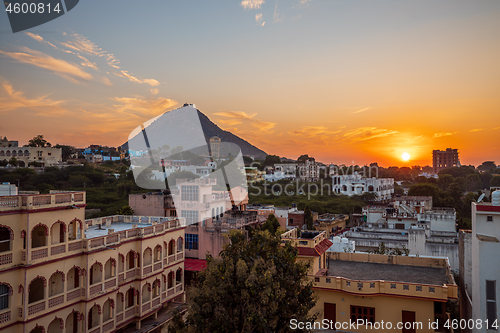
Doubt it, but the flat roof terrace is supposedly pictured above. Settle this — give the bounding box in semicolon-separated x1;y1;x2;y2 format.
85;222;152;239
327;259;448;286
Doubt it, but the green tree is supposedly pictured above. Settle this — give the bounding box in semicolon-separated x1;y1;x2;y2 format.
304;205;314;230
170;230;317;333
54;144;76;160
116;205;134;215
491;176;500;187
465;174;482;192
260;214;281;234
27;135;51;147
437;174;454;190
8;157;18;166
297;154;314;163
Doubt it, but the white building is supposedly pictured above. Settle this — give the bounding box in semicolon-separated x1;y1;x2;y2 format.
327;236;355;253
0;183;17;196
469;191;500;332
332;172;394;201
0;146;62;167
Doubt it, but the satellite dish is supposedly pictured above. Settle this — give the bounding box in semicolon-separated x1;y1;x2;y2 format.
477;193;485;203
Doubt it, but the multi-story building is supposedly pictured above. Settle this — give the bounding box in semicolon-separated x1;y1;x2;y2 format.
315;213;348;237
345;196;460;271
433;148;459;174
0;191;186;332
459;190;500;332
282;229;458;333
0;146;62;167
209;136;221;161
331;172;394;201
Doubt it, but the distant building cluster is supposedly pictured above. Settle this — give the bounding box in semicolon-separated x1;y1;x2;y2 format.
0;136;62;167
331;172;395;201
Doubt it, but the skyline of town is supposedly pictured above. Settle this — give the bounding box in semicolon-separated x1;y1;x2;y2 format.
1;0;499;167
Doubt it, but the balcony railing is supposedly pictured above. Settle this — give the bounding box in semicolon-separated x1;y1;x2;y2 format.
48;294;64;308
104;278;116;290
0;192;86;212
67;288;83;302
0;310;11;325
31;247;48;260
102;319;114;332
27;299;45;316
89;283;102;296
50;244;66;255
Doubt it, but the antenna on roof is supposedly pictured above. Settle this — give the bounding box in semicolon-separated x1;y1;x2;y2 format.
477;193;485;203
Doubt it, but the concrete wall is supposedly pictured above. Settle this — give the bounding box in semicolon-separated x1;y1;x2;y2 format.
129;193;165;217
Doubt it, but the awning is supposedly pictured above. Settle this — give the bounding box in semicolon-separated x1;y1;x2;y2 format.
184;258;207;272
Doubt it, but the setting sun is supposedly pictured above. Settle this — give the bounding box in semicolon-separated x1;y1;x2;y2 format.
401;152;411;161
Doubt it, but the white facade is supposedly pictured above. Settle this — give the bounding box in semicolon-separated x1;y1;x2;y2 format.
471;192;500;332
0;183;17;196
327;236;355;252
332;172;394;201
0;146;62;166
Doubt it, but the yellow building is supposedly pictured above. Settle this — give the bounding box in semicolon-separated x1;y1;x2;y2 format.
283;229;458;333
0;191;185;333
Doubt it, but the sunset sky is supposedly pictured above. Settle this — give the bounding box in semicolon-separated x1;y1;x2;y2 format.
1;0;499;167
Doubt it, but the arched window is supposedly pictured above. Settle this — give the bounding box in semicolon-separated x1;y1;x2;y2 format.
368;185;374;192
154;245;162;262
24;150;29;156
168;240;175;256
48;318;63;333
152;280;160;299
103;299;113;322
118;254;125;273
90;262;102;285
5;151;10;157
216;207;219;220
49;271;64;297
143;248;152;266
67;267;80;291
342;185;347;192
51;221;65;245
65;311;82;333
0;283;12;310
161;275;166;292
116;293;124;313
0;151;4;157
18;150;23;156
104;259;115;280
88;304;100;329
167;272;174;289
126;251;135;270
142;283;150;304
176;268;182;285
31;224;48;248
29;276;45;303
0;226;12;253
177;237;183;252
67;219;81;241
125;288;135;309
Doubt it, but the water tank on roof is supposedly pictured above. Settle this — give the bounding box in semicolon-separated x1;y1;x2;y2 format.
333;236;341;243
493;190;500;206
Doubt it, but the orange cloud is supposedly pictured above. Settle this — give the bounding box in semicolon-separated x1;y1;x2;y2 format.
111;96;177;118
0;79;66;116
118;70;160;87
343;127;399;141
0;47;92;82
